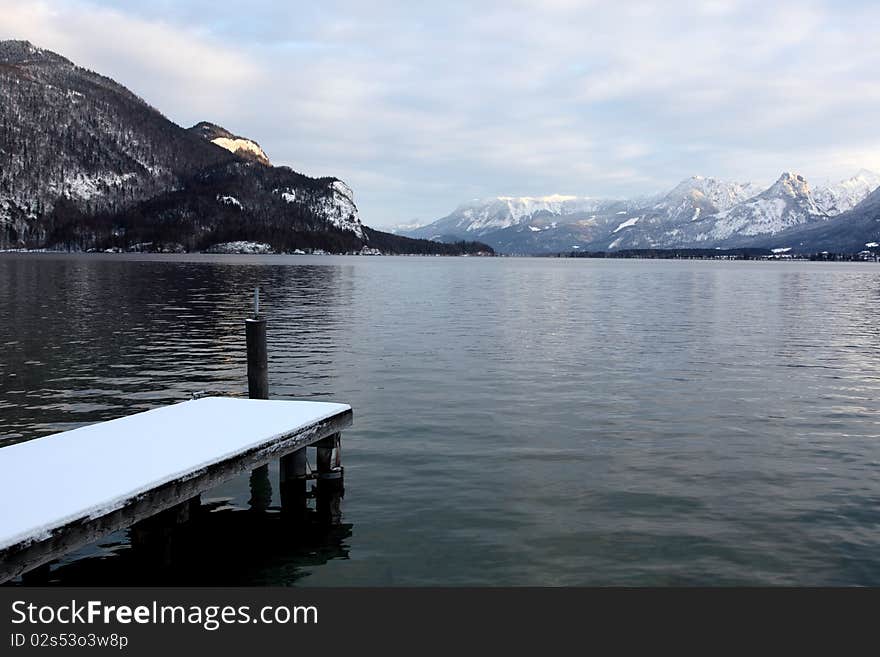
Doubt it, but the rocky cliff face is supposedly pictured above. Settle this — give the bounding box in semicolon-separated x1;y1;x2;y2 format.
188;121;272;166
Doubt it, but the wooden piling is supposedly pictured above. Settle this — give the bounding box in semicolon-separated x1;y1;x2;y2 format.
245;321;268;400
316;431;344;504
246;288;271;508
279;448;308;518
130;496;200;568
315;433;342;478
315;434;344;525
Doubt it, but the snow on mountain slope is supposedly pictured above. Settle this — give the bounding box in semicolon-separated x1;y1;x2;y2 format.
1;40;467;254
410;169;879;253
613;216;640;233
406;195;628;241
738;183;880;254
453;195;603;232
592;176;764;251
274;179;364;238
317;180;364;238
0;40;234;248
704;172;826;241
388;221;426;235
813;169;880;216
652;176;762;222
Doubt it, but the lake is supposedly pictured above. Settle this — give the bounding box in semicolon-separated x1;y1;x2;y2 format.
1;254;879;585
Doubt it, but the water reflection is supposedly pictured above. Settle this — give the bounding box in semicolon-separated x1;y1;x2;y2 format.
0;255;350;443
23;499;352;586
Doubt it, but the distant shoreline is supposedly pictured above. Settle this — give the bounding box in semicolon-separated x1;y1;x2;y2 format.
2;250;878;263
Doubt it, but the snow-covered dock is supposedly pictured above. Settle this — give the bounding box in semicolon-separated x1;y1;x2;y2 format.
0;396;352;583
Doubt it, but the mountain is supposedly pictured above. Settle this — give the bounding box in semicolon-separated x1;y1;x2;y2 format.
387;221;426;235
813;169;880;216
649;176;762;222
406;195;631;241
0;40;491;255
740;185;880;254
405;179;766;253
409;170;880;254
687;172;827;245
597;176;764;251
0;39;232;247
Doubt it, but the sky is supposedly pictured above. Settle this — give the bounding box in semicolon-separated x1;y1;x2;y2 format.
3;0;880;228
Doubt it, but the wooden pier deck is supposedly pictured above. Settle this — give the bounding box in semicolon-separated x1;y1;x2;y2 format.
0;396;352;583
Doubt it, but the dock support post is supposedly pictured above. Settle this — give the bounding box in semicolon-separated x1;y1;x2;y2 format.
316;433;344;525
246;289;272;511
316;433;342;477
130;496;200;569
279;448;308;519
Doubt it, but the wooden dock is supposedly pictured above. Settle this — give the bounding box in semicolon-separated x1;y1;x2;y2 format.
0;396;352;583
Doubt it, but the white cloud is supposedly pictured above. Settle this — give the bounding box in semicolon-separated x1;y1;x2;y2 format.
3;0;880;227
0;0;262;122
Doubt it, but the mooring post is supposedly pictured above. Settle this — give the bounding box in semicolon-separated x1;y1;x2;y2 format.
245;287;268;400
246;287;272;511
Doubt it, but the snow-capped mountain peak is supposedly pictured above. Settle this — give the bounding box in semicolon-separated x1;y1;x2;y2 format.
655;176;762;221
448;195;592;233
388;220;427;235
765;171;813;200
407;168;880;254
702;171;826;241
813;169;880;216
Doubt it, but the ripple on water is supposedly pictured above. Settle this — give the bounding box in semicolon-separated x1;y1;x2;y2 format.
0;255;878;585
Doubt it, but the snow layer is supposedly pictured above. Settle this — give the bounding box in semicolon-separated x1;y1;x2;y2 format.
613;216;640;233
273;181;365;239
387;221;425;234
315;180;364;239
707;172;825;239
203;241;273;254
59;172;139;201
657;176;761;214
0;397;351;551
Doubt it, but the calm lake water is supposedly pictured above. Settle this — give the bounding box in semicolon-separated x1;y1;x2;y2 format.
1;254;879;585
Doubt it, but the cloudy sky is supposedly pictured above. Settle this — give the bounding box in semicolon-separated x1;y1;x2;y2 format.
3;0;880;228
